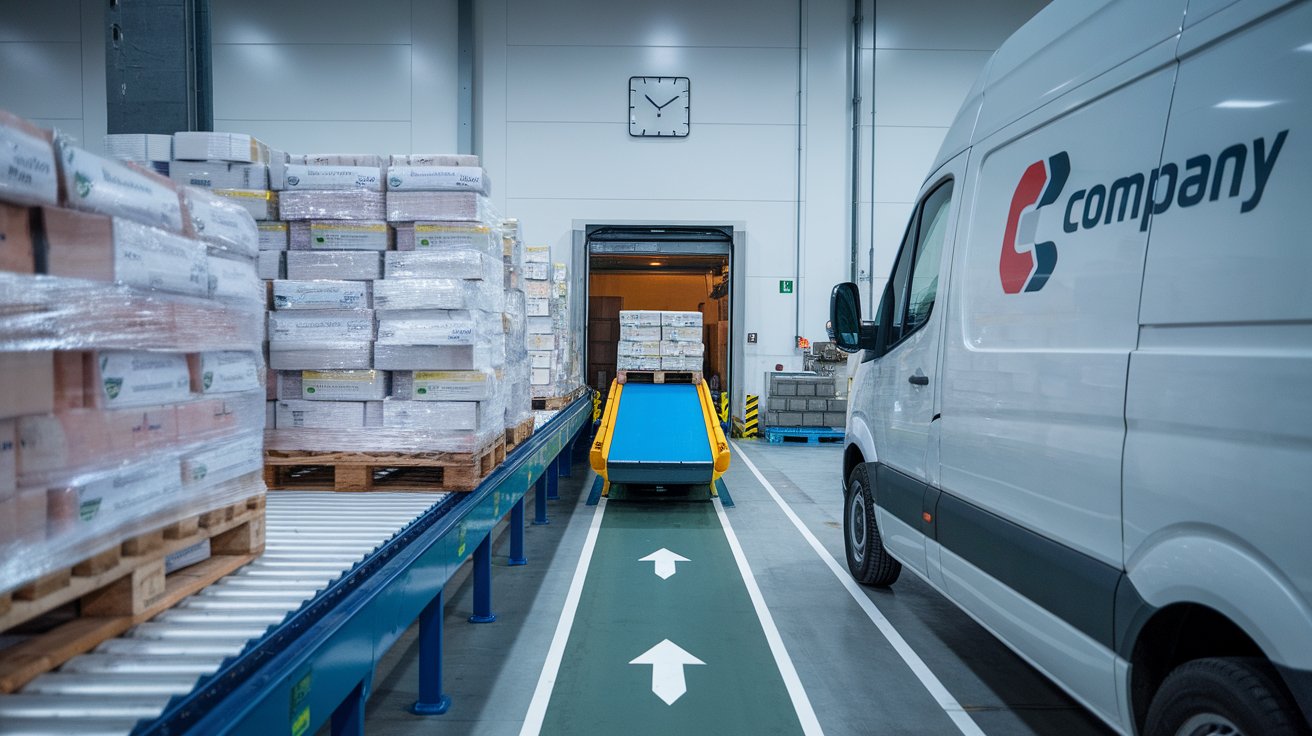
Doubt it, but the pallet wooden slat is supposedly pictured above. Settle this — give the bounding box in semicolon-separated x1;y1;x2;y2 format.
615;370;703;386
265;436;507;493
505;417;535;450
0;494;264;693
532;385;589;410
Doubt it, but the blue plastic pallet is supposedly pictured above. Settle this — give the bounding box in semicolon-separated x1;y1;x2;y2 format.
764;426;845;444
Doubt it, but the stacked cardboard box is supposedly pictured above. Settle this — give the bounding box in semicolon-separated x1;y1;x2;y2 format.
587;296;621;388
501;219;534;431
2;111;266;595
260;153;511;454
524;249;579;398
763;374;846;428
617;310;705;374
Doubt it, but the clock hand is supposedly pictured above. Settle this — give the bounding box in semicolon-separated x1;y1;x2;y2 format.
644;94;660;108
658;95;680;109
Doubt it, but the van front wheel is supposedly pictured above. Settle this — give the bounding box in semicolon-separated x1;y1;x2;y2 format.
1144;658;1306;736
844;463;901;587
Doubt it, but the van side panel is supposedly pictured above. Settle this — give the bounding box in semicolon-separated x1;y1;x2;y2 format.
1124;0;1312;670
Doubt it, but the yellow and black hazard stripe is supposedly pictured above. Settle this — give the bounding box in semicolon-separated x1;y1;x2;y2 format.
718;392;729;424
592;388;603;423
743;394;760;437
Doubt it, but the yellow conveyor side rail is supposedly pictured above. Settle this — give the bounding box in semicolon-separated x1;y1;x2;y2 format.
589;380;622;481
696;380;731;480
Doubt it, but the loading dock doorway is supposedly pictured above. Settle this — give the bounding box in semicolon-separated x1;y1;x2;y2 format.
583;225;733;406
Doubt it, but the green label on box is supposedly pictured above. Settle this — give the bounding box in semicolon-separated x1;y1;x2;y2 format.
779;280;793;294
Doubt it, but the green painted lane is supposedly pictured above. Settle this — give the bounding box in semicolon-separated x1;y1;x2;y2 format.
539;500;806;735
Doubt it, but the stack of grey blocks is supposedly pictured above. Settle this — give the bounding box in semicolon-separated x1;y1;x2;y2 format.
765;374;846;428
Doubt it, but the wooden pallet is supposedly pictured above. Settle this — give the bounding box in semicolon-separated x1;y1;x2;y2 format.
616;370;703;386
532;385;588;411
505;417;536;451
264;437;506;493
0;494;265;694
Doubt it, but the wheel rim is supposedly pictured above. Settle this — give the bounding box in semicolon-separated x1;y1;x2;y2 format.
848;483;867;564
1176;712;1241;736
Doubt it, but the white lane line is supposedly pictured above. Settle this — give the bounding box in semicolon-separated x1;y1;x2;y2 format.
519;494;608;736
729;441;988;736
713;497;824;735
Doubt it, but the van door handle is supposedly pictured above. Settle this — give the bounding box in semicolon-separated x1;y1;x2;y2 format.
908;373;929;386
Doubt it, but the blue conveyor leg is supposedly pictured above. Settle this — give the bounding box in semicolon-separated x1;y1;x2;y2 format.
469;534;497;624
412;590;452;715
509;497;527;566
533;470;549;525
332;681;367;735
559;443;573;478
547;458;560;500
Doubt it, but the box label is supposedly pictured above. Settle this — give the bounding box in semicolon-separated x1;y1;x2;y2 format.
112;219;210;296
98;351;192;408
61;143;183;231
0;124;58;205
283;165;382;191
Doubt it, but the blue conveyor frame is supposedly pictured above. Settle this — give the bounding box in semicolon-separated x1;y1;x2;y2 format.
133;395;592;736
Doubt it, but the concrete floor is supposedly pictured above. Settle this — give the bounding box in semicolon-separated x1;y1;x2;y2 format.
363;440;1113;736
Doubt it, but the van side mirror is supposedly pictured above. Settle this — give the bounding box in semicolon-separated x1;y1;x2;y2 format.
829;282;879;354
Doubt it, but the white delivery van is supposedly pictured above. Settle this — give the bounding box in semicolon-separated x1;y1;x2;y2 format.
829;0;1311;733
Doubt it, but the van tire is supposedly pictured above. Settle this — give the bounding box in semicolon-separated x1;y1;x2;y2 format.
844;463;901;587
1144;657;1307;736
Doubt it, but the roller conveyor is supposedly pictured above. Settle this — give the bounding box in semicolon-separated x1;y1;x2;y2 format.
0;396;592;736
0;492;442;734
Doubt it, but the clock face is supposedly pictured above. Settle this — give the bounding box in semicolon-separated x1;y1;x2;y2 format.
629;76;690;138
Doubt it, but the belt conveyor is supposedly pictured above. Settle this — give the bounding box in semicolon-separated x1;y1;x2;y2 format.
0;396;592;736
590;380;730;489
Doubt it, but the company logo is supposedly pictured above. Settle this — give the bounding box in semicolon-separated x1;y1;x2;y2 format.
286;175;300;187
1000;152;1069;294
1000;130;1288;294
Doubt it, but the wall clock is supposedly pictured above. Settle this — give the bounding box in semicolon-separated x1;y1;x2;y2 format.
629;76;690;138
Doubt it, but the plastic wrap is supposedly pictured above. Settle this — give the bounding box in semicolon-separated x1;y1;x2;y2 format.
183;185;260;259
258;250;285;280
383;250;500;281
258;221;289;250
43;208;208;298
279;369;390;401
104;133;172;165
273;280;372;310
279;190;386;221
385;191;489;222
170;161;269;190
0;275;264;353
285;250;382;281
394;222;498;257
386;166;490;195
290;153;385;167
390;153;480;167
213;189;278;221
376;310;504;347
269;344;373;370
0;110;59;207
56;139;185;233
172;131;268;163
288;220;391;251
273;399;382;429
392;369;496;400
265;425;502;454
374;342;504;371
373;278;503;313
280;165;383;191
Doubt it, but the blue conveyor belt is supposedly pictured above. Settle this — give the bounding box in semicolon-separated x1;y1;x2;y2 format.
606;383;713;484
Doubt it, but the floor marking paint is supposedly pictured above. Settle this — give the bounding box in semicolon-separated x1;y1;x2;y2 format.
712;497;825;735
638;548;689;580
729;441;988;736
520;489;608;736
628;638;706;705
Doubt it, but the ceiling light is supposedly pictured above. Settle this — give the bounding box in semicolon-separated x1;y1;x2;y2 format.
649;261;663;266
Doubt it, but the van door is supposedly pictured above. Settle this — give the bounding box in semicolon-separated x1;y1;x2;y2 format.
869;158;962;577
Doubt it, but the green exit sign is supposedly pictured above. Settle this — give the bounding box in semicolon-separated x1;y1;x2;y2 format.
779;280;793;294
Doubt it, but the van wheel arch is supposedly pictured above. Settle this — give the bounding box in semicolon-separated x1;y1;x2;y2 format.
842;444;864;494
1129;603;1297;733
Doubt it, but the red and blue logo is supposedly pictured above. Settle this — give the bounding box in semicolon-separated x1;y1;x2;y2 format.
999;152;1069;294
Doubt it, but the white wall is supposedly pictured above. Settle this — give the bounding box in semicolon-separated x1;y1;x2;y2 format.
210;0;460;154
0;0;106;153
476;0;854;401
859;0;1049;307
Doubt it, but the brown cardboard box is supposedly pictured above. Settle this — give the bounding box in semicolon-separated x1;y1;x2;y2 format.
17;488;47;546
176;397;241;440
41;206;113;280
589;296;622;320
53;351;88;410
16;406;179;478
0;352;54;420
0;203;34;273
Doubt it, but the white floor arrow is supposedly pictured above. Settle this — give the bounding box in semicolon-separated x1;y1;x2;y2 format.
639;548;690;580
629;639;706;705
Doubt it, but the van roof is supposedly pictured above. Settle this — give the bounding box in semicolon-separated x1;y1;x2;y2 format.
929;0;1189;175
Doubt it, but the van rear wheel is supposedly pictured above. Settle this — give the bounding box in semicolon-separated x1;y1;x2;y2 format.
844;463;901;587
1144;657;1307;736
